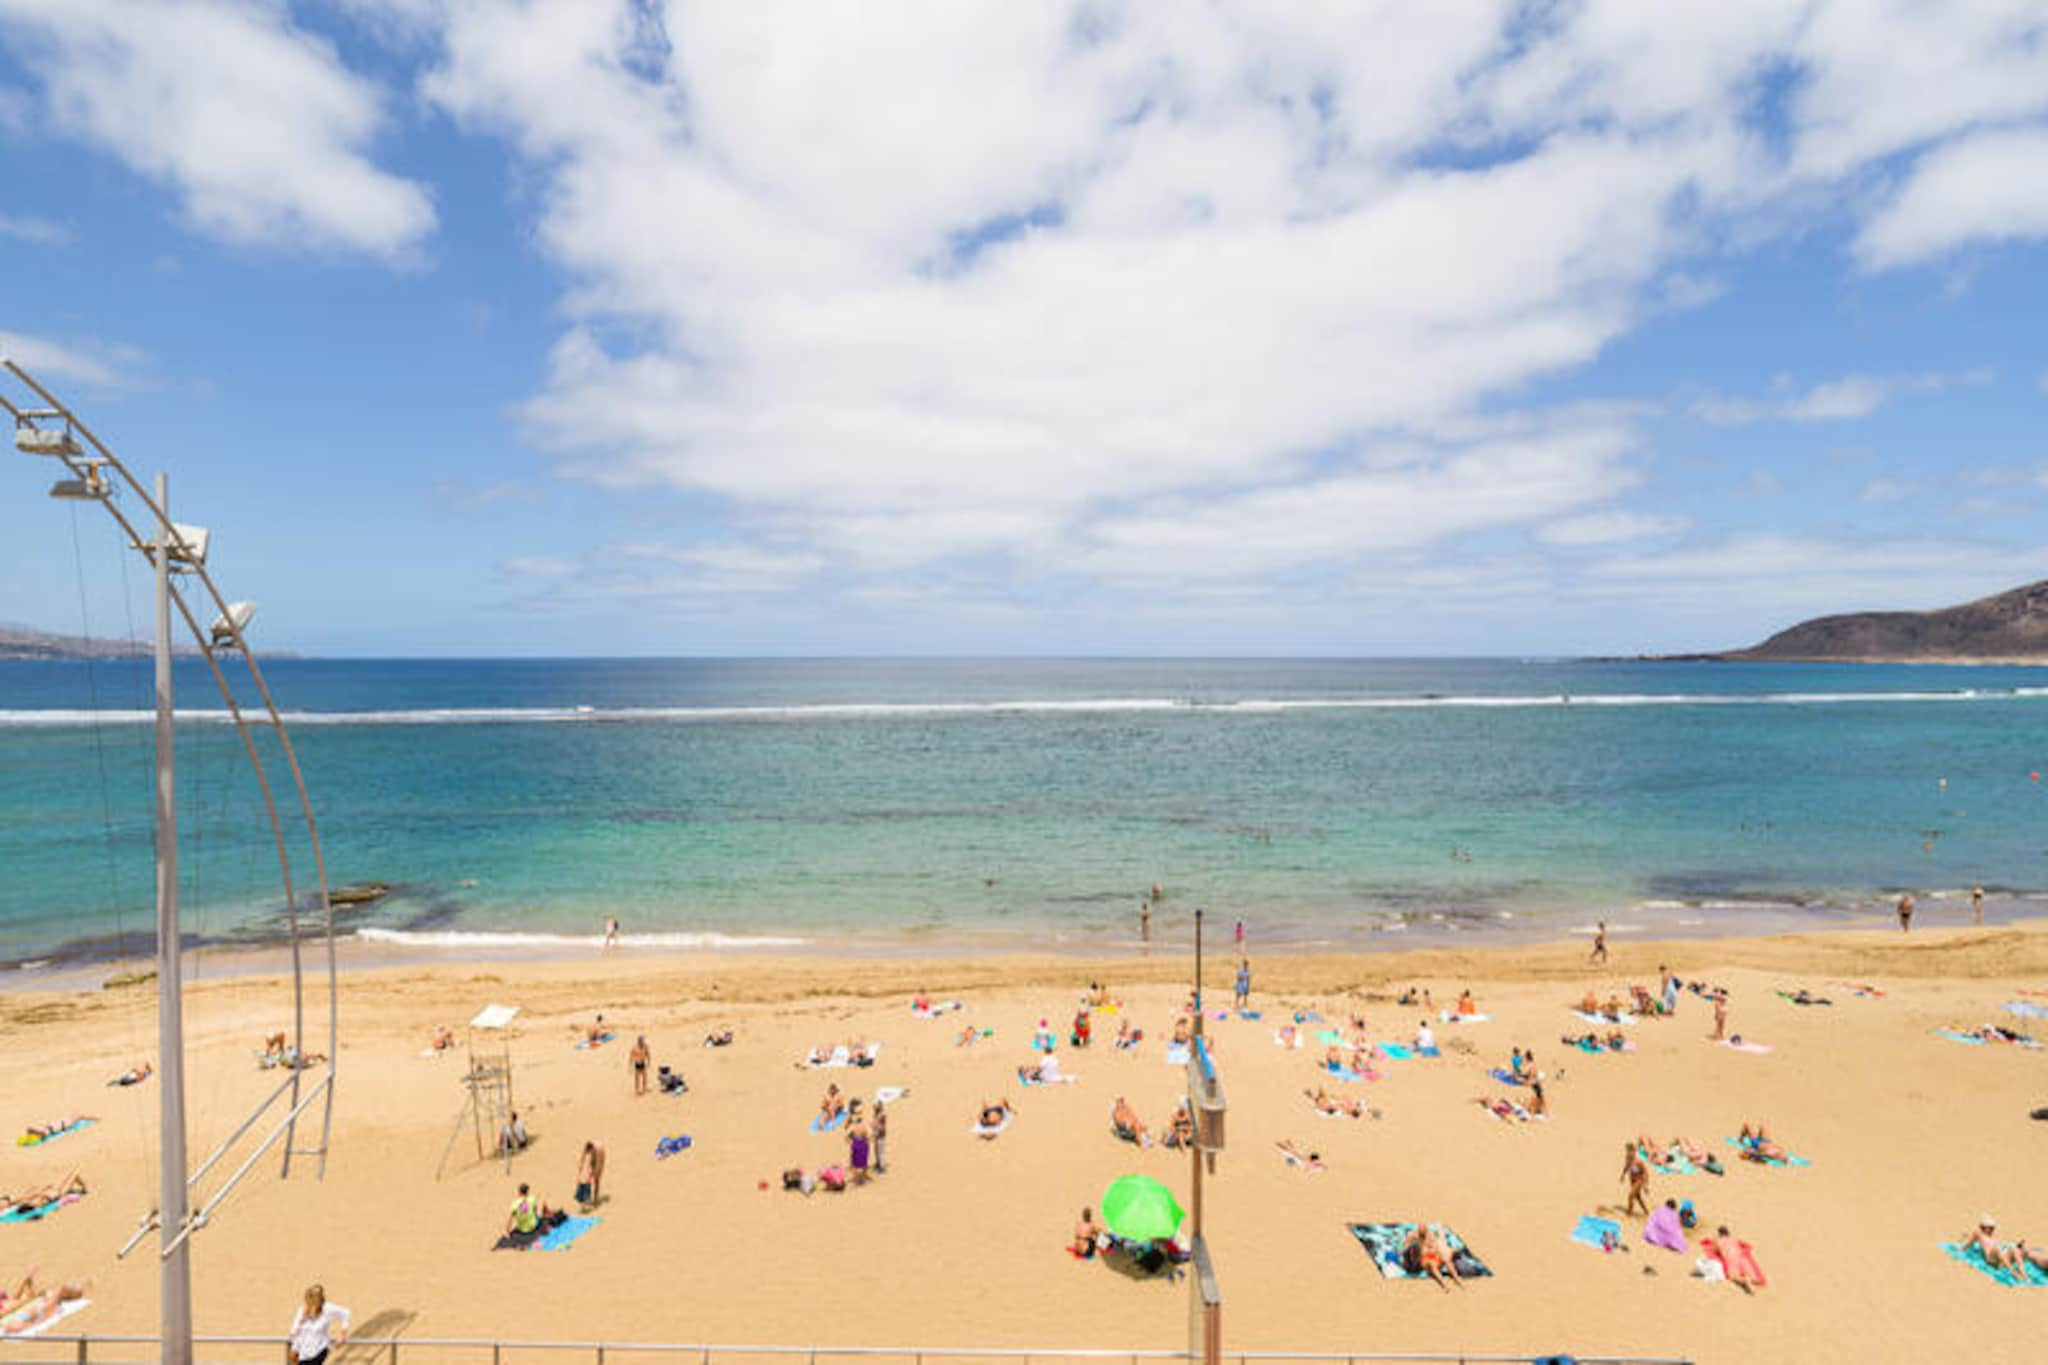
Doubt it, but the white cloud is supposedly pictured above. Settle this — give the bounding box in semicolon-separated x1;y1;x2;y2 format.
0;0;434;259
1540;511;1690;546
1691;370;1988;425
0;328;139;387
1857;477;1915;504
355;1;2048;603
1857;127;2048;268
0;213;70;245
498;556;576;578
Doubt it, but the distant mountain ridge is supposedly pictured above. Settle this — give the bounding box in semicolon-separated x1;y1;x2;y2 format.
1687;580;2048;664
0;622;294;661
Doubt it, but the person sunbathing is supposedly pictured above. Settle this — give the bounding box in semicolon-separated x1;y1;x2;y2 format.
1304;1087;1363;1119
2020;1240;2048;1275
584;1016;608;1045
1114;1019;1142;1050
1707;1225;1763;1293
1275;1138;1324;1170
1017;1053;1062;1085
978;1098;1012;1129
21;1117;93;1142
1578;989;1599;1015
818;1085;847;1123
956;1024;981;1047
1604;993;1626;1019
1476;1096;1525;1122
1170;1017;1192;1047
1072;1206;1105;1258
1088;981;1111;1008
1324;1045;1347;1071
4;1172;86;1217
702;1028;735;1047
1960;1216;2030;1276
1784;988;1830;1006
1111;1096;1152;1146
0;1275;88;1335
1736;1122;1785;1162
1605;1030;1627;1050
428;1025;454;1052
1163;1102;1195;1150
1456;989;1477;1017
108;1061;152;1087
1407;1224;1464;1290
848;1040;877;1066
913;990;932;1012
1671;1135;1715;1168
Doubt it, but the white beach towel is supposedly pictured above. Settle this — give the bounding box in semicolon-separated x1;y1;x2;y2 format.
1439;1010;1494;1023
971;1113;1012;1139
804;1044;882;1069
1;1297;90;1339
1573;1010;1637;1026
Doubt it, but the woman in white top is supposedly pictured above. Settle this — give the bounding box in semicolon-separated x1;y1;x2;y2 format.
287;1284;349;1364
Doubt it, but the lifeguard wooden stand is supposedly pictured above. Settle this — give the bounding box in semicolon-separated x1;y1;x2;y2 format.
436;1003;521;1179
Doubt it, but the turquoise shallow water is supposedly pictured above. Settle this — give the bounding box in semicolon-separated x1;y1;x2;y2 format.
3;657;2047;966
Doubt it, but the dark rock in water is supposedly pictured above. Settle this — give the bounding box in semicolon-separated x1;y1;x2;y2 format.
1656;580;2048;664
329;882;391;907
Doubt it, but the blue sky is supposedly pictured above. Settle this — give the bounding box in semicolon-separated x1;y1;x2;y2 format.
2;0;2046;657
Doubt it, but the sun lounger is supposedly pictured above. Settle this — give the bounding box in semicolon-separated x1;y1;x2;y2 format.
1347;1222;1491;1281
15;1118;94;1147
1942;1241;2048;1287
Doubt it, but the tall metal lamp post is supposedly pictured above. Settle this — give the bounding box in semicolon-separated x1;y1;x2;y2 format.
4;358;340;1364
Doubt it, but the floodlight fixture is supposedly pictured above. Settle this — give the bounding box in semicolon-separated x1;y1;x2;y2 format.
15;423;81;457
165;522;210;571
211;600;256;647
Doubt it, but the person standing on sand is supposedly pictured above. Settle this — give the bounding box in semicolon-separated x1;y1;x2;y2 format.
1623;1143;1651;1218
1712;992;1728;1041
629;1035;650;1096
1973;885;1985;926
1898;893;1914;933
872;1100;887;1174
603;915;619;950
286;1284;349;1365
1234;959;1252;1010
1591;921;1607;963
577;1140;605;1207
1526;1052;1546;1116
1140;900;1151;941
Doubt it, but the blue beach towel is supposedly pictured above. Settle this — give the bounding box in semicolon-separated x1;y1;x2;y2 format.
1326;1062;1366;1082
1293;1011;1324;1024
1642;1146;1702;1175
535;1215;600;1251
2004;1001;2048;1020
1722;1137;1810;1168
811;1110;848;1133
0;1194;83;1224
1570;1215;1621;1250
1936;1029;1987;1046
1237;1010;1262;1020
1314;1029;1345;1047
1164;1045;1190;1066
15;1118;95;1148
1487;1068;1524;1086
574;1032;616;1051
1943;1241;2048;1287
654;1134;692;1159
1377;1042;1413;1060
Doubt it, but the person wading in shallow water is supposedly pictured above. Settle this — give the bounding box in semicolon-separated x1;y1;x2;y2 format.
1898;893;1914;933
1590;921;1608;964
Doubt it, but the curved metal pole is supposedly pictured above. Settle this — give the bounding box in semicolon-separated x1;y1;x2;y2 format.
3;359;337;1178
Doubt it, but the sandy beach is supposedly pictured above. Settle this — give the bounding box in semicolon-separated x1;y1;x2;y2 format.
5;922;2047;1362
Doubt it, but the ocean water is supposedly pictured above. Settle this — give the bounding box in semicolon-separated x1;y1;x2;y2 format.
3;657;2047;967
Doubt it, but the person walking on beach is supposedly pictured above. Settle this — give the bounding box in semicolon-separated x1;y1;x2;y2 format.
629;1035;650;1096
1897;893;1914;933
1234;959;1252;1010
286;1284;350;1365
576;1140;605;1208
1712;991;1728;1041
1972;884;1985;926
603;915;619;950
1622;1143;1651;1219
1591;921;1607;964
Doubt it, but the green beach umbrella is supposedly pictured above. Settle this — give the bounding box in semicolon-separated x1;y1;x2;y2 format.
1100;1174;1184;1241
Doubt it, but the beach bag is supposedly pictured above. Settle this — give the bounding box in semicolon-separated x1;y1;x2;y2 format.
1679;1200;1697;1230
1401;1241;1423;1275
574;1180;592;1205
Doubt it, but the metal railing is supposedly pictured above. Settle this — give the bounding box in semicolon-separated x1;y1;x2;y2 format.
0;1336;1691;1365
